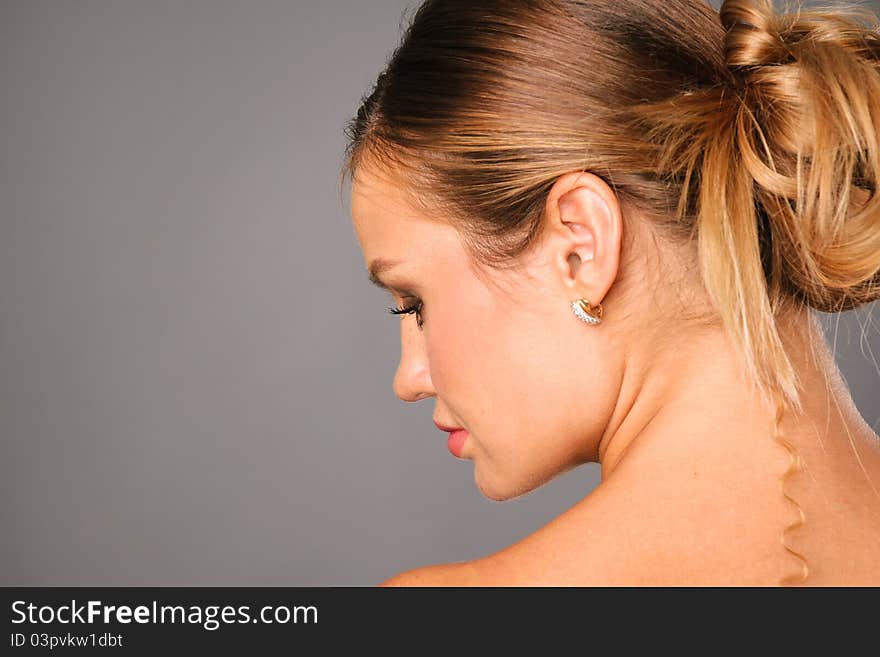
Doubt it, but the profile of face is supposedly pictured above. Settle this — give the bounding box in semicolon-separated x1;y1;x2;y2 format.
350;161;628;501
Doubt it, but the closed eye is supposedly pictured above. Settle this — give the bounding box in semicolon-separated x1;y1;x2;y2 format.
388;299;424;329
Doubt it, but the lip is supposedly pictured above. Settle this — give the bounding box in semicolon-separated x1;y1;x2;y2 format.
433;420;469;458
447;429;468;458
433;420;464;433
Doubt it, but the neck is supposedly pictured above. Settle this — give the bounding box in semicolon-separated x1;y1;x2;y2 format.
595;309;856;482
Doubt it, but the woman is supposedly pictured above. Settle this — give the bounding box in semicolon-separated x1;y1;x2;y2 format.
341;0;880;585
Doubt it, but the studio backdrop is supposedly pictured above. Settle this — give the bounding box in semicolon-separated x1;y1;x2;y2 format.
2;0;878;586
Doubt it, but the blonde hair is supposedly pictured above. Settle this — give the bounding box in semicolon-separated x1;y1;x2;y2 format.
340;0;880;585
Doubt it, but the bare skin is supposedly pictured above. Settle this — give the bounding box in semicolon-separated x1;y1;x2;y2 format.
351;160;880;587
464;314;880;586
382;317;880;586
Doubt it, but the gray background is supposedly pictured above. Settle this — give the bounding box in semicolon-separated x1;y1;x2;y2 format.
2;0;877;586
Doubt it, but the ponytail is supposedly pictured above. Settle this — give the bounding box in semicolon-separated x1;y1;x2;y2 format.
633;0;880;414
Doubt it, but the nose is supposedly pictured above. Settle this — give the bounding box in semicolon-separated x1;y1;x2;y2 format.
392;314;434;402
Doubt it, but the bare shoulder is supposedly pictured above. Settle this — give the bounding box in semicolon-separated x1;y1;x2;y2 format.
377;560;484;587
474;471;880;585
376;490;718;586
376;493;670;587
378;436;880;586
456;475;803;586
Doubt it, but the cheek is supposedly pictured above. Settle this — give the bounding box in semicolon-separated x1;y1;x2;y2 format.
426;288;572;435
434;303;605;481
423;284;516;415
423;303;490;396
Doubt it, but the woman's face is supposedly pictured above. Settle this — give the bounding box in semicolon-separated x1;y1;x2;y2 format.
350;162;624;501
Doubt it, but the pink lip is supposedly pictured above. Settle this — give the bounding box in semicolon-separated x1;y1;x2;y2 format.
433;420;468;458
447;429;468;458
433;420;463;433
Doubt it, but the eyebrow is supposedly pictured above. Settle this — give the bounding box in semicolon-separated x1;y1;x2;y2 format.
367;258;401;290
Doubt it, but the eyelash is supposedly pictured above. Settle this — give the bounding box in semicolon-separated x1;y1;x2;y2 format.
388;299;425;329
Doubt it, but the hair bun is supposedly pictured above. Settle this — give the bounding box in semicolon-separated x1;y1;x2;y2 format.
713;0;880;313
721;0;792;70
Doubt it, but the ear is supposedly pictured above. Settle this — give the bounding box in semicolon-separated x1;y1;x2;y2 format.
541;171;622;305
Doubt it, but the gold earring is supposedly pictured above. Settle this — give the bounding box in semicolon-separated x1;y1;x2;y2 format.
571;298;603;325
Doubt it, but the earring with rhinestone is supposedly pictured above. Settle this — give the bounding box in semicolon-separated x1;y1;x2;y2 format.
571;298;603;325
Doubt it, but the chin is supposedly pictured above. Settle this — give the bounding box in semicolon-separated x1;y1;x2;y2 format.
474;465;545;502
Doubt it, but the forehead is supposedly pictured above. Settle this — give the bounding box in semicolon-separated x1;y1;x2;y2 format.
350;163;522;299
350;164;404;231
350;164;451;251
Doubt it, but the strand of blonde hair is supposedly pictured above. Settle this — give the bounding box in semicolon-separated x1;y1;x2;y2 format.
772;386;810;586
